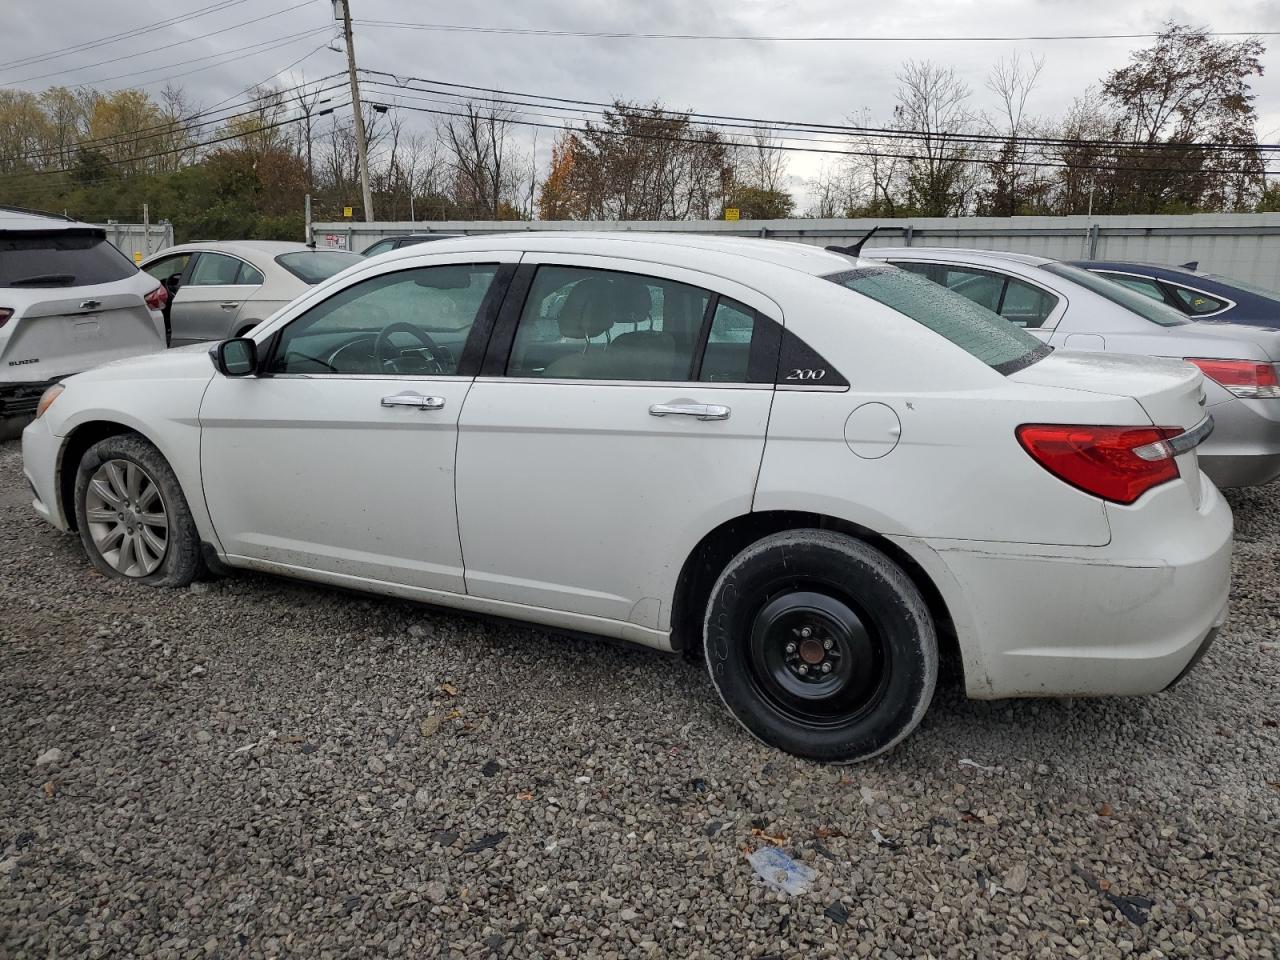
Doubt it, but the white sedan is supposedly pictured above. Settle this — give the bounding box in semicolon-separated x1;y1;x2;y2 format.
21;234;1230;762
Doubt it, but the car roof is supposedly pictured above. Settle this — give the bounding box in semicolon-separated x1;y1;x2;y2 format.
372;231;871;277
864;246;1054;267
0;206;94;232
150;240;319;262
1068;259;1207;279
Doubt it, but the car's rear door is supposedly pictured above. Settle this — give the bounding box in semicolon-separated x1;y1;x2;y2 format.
453;255;780;638
170;252;263;344
199;253;517;593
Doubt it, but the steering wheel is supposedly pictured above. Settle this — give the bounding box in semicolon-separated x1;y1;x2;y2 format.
374;322;446;374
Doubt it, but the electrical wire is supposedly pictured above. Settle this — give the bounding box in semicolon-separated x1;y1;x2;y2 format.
356;18;1278;43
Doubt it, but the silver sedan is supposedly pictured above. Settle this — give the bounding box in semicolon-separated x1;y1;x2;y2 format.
140;241;362;346
863;246;1280;487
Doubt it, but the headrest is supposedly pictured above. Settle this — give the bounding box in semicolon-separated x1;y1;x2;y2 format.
557;275;652;340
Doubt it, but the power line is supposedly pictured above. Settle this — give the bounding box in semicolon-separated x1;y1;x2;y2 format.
0;0;251;72
3;0;323;85
373;96;1277;178
360;71;1280;158
356;18;1277;43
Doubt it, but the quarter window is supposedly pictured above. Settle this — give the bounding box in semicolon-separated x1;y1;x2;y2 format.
508;266;710;381
269;264;498;376
998;278;1058;328
1171;286;1229;315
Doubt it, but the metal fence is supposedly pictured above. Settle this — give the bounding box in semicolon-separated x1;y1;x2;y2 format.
311;213;1280;289
97;221;174;263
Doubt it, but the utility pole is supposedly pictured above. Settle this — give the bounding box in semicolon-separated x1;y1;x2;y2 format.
336;0;374;222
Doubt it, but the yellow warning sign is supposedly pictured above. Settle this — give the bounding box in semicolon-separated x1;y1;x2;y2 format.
133;251;143;263
724;208;740;221
343;206;353;218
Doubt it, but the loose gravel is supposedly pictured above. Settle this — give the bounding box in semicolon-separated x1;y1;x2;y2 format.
1;435;1277;959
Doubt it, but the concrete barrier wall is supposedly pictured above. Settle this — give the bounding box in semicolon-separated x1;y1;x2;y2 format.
312;214;1280;289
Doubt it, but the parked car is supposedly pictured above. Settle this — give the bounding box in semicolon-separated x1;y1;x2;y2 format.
362;233;464;257
141;241;362;346
862;246;1280;488
1;207;166;433
23;234;1229;762
1070;259;1280;327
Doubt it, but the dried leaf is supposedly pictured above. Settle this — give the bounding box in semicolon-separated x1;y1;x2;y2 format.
42;780;55;799
1097;802;1115;817
815;825;846;840
516;791;534;801
441;683;458;697
749;827;789;845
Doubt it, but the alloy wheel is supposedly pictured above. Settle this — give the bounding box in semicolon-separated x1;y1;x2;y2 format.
84;459;169;577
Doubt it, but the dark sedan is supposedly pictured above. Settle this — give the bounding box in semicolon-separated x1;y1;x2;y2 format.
1070;259;1280;328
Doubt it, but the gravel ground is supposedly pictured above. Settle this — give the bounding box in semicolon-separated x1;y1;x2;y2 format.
1;435;1277;959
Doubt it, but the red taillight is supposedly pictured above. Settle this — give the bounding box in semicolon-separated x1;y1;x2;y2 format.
1185;358;1280;399
0;308;11;329
1016;424;1181;505
144;285;168;311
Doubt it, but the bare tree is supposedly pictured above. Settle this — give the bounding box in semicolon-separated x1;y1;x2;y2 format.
442;100;526;218
979;53;1049;215
894;60;979;216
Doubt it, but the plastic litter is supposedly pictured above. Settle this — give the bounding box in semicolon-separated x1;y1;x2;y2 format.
959;758;997;773
747;846;815;896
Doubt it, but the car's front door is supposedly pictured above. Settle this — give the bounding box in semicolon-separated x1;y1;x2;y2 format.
454;256;780;637
170;252;263;344
199;256;516;594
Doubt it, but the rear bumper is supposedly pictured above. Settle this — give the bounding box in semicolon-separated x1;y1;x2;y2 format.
1198;396;1280;488
891;480;1233;698
0;378;59;419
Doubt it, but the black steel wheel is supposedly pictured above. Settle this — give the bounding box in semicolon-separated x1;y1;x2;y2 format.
705;530;937;762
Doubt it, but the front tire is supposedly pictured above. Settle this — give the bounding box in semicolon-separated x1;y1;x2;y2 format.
704;530;937;763
74;434;203;587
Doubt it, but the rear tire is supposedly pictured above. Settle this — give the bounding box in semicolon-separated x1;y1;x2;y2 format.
704;530;937;763
74;434;203;587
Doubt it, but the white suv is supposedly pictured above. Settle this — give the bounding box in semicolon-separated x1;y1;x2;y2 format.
1;208;167;430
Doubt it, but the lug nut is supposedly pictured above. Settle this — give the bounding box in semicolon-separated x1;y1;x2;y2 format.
821;662;832;674
785;642;796;655
797;664;808;675
823;638;833;650
800;627;813;639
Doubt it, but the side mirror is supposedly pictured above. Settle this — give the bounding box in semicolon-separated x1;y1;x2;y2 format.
211;337;258;377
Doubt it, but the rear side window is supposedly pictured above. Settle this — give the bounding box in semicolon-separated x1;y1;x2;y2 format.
277;250;363;282
892;261;1058;329
1041;262;1188;327
825;265;1050;374
0;230;137;287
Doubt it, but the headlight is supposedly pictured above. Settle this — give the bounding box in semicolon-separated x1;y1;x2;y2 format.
34;383;64;419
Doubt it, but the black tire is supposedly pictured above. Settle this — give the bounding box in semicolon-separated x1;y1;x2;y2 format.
73;433;204;587
704;530;937;763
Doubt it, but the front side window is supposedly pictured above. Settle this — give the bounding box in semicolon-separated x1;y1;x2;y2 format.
508;266;710;381
1041;262;1189;327
143;253;190;284
269;264;498;376
825;265;1050;374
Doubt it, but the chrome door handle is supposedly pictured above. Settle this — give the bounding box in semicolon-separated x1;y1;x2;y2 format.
381;392;445;410
220;301;240;310
649;402;731;421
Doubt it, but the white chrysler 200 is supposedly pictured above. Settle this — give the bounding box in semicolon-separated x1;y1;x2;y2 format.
22;234;1231;762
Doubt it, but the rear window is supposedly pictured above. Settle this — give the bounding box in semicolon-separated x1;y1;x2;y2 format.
824;265;1050;375
1041;262;1188;327
0;230;138;287
275;250;363;284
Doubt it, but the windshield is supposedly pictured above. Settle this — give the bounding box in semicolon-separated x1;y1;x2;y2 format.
1040;262;1189;326
824;265;1051;375
276;250;363;284
0;230;137;287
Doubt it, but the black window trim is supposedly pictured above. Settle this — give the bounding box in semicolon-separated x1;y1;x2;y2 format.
257;260;516;379
478;261;788;387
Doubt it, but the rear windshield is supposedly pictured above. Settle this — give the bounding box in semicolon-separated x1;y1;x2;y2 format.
275;250;363;284
0;230;138;287
824;265;1051;375
1040;262;1189;326
1201;272;1280;303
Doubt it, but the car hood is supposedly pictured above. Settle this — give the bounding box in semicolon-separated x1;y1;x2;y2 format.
64;343;215;386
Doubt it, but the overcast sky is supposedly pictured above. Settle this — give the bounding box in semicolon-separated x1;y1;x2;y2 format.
9;0;1280;211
